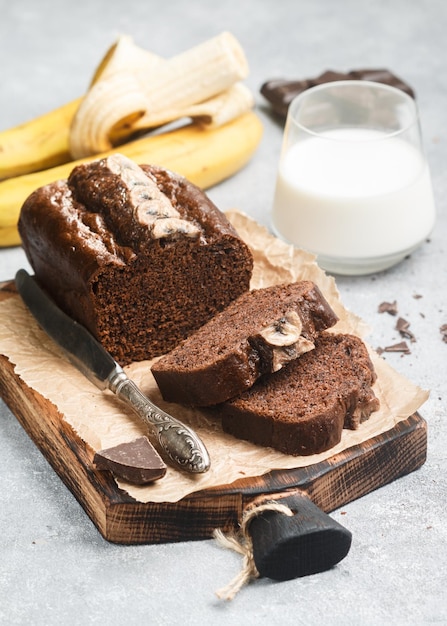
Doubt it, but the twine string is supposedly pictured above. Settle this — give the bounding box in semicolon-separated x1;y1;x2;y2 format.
214;501;294;601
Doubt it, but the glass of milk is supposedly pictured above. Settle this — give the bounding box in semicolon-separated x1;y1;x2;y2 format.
271;80;436;275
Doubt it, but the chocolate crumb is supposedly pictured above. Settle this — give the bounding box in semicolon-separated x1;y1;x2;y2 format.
396;317;416;342
413;294;423;299
440;324;447;343
384;341;411;354
378;300;398;315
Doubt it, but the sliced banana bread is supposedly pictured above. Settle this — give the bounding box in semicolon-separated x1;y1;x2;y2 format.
151;281;338;406
212;332;380;456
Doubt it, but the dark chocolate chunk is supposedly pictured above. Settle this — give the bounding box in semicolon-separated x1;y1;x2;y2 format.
260;78;312;118
378;300;398;316
261;69;415;119
94;436;167;484
396;317;416;342
440;324;447;343
383;341;411;354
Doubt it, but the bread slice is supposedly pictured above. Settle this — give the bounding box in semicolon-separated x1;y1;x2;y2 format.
151;281;338;406
211;332;380;456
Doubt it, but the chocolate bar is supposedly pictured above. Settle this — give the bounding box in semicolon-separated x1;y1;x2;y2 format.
94;436;167;484
261;69;415;119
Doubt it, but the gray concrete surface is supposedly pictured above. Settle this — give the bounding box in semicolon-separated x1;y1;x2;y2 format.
0;1;446;624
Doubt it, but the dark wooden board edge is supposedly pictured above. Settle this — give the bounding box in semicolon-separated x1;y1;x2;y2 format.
0;352;427;545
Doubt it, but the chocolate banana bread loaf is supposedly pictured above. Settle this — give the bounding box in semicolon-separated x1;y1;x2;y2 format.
18;154;253;364
151;281;338;406
212;332;380;456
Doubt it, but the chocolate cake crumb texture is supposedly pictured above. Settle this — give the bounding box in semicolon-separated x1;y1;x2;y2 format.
151;281;338;406
212;332;380;457
18;157;254;364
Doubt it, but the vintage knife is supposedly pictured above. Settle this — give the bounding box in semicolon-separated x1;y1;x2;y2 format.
15;269;210;474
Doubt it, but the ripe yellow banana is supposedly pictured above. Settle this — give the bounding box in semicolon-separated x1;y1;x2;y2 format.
0;99;80;180
0;225;21;247
0;36;161;181
0;111;263;247
0;32;252;181
70;32;250;158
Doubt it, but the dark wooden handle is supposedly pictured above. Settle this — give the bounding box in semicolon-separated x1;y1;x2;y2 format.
248;492;352;581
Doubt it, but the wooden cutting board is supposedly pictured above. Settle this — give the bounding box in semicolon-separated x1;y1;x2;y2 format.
0;280;427;545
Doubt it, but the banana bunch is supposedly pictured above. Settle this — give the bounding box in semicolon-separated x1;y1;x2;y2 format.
0;33;263;247
0;112;262;246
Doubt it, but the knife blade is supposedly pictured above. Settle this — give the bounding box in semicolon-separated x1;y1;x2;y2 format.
15;269;210;474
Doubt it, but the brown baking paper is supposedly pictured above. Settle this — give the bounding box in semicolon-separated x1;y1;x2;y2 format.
0;211;428;503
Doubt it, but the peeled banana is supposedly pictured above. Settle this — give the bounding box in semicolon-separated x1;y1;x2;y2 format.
0;32;261;248
0;111;263;247
0;35;162;181
70;31;251;158
0;32;253;181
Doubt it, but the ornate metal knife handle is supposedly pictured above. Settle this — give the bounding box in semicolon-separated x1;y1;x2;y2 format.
108;368;210;474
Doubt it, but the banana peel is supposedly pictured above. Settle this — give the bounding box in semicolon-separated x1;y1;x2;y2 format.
0;111;263;247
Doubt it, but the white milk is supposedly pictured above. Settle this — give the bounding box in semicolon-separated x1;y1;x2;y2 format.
272;128;436;273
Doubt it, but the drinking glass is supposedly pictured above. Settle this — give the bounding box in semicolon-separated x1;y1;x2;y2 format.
271;80;436;275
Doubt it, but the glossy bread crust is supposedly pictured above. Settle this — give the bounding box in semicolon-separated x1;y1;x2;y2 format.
18;161;253;364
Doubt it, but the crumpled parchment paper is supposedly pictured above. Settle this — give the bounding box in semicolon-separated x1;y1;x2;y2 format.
0;211;429;503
